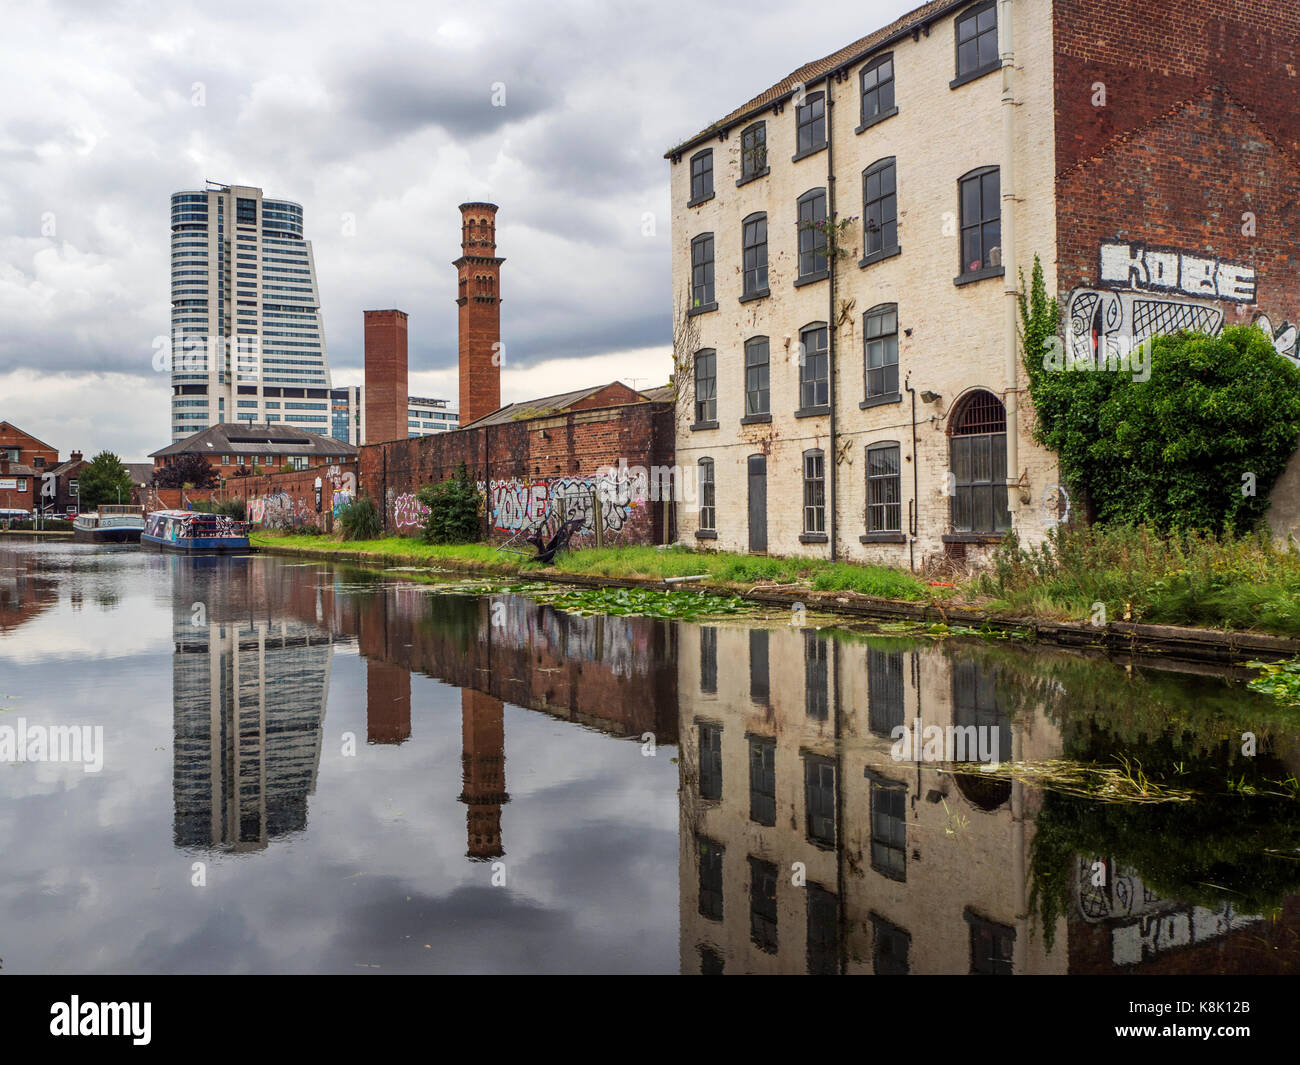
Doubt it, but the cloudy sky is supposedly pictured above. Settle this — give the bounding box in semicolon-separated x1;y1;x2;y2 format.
0;0;915;459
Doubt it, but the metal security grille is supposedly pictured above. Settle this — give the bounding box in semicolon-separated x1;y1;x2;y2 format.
952;389;1006;435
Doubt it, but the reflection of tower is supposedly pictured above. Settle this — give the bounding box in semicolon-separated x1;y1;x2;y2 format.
458;689;508;860
173;617;333;852
366;659;411;744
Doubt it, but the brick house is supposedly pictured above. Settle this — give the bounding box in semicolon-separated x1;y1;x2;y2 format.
0;422;59;516
667;0;1300;566
150;422;357;482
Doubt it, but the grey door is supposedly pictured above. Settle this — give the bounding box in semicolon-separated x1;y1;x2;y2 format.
748;454;767;553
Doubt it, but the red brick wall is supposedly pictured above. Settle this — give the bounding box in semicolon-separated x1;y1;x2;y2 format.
223;462;359;531
0;422;58;473
1054;0;1300;324
363;309;410;445
357;401;675;544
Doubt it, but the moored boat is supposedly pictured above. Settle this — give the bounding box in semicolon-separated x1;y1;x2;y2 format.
141;509;250;553
73;505;145;543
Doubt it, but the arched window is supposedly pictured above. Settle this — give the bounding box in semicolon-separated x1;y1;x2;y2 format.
949;389;1010;534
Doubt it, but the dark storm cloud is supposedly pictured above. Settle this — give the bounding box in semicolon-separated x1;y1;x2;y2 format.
0;0;917;455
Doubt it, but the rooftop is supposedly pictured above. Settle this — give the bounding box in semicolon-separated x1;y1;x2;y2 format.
665;0;960;158
150;423;357;460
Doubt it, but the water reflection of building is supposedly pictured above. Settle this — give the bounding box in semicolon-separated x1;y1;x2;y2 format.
678;625;1066;975
459;690;508;861
173;619;337;851
0;548;61;633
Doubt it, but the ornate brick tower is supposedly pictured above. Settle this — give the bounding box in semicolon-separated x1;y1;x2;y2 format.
454;203;503;425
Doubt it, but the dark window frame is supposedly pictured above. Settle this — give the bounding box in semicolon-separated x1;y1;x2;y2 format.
698;722;723;801
796;189;828;283
688;148;715;206
739;121;769;184
957;166;1003;282
952;1;1001;88
744;336;770;418
864;303;900;401
741;212;769;300
869;776;907;881
803;628;829;719
867;647;906;735
748;735;776;826
697;836;724;921
862;159;899;266
866;441;903;534
749;629;770;705
690;233;717;312
798;323;830;412
804;755;836;848
693;349;717;426
749;857;779;953
966;908;1016;974
700;627;718;694
859;53;897;130
698;457;716;531
793;90;826;160
871;913;912;975
803;449;826;535
949;390;1011;535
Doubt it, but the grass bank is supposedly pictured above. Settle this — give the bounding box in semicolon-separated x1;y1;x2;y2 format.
250;533;936;600
251;524;1300;638
972;525;1300;636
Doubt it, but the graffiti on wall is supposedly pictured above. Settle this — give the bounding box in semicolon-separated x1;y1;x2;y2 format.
1067;240;1296;367
484;472;639;537
248;490;312;529
392;492;430;533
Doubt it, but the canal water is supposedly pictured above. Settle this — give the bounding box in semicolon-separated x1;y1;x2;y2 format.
1;541;1298;974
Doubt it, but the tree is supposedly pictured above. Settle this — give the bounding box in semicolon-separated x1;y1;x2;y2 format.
1019;256;1300;532
154;453;219;490
416;461;482;544
77;451;133;510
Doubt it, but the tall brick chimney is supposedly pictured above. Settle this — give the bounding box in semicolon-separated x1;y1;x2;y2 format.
363;309;409;444
454;203;504;425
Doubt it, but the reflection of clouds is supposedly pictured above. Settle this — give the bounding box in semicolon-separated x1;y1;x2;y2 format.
0;556;680;973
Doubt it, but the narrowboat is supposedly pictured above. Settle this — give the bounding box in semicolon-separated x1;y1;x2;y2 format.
141;509;250;553
73;505;145;543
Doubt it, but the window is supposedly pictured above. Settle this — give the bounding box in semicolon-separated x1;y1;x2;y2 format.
866;443;902;533
862;160;898;261
860;54;896;125
967;910;1015;974
749;858;779;953
806;884;839;975
693;350;716;425
749;629;769;705
69;478;79;494
870;778;907;881
698;458;716;531
958;167;1002;277
744;337;770;417
950;390;1011;534
803;450;826;534
868;648;905;736
794;91;826;157
16;478;27;492
954;661;1012;768
955;2;1000;83
796;190;828;280
748;736;776;826
871;915;911;975
699;723;722;801
805;756;836;847
799;324;829;410
700;627;717;693
864;304;899;399
741;213;768;298
698;837;724;921
740;121;768;181
804;629;828;719
689;149;714;204
690;234;716;309
221;455;231;465
699;946;724;974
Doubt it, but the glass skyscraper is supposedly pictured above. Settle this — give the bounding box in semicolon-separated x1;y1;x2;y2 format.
169;182;332;440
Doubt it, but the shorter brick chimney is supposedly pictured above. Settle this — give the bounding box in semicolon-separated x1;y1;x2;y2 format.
71;450;83;464
363;309;410;445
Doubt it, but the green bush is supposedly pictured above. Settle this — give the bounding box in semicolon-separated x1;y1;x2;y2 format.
416;462;482;545
1019;256;1300;533
338;495;383;540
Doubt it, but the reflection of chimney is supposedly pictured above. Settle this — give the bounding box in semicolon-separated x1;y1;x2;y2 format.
454;203;503;424
458;689;508;860
366;659;411;745
363;309;409;444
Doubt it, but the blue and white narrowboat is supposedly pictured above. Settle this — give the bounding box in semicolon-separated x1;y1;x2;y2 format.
141;509;250;553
